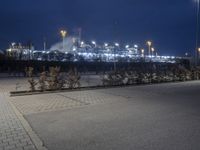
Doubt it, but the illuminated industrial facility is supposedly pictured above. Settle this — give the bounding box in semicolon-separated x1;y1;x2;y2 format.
5;30;186;63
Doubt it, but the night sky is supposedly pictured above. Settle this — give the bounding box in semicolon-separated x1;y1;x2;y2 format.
0;0;198;56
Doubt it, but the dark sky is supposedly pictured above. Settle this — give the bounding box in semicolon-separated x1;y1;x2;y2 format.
0;0;198;55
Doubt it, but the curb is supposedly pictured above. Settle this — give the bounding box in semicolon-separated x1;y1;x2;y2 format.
10;79;199;97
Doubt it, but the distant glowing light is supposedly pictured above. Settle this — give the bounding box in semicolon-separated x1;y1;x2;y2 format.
146;41;152;46
141;49;145;54
23;51;28;55
11;42;16;47
125;45;129;49
60;30;67;38
92;41;96;45
115;43;119;47
171;56;175;59
7;48;12;52
81;41;84;45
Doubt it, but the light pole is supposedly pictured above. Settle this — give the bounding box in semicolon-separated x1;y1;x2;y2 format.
60;30;67;50
114;43;119;71
146;41;152;56
91;41;97;57
141;49;145;57
198;48;200;64
80;41;84;47
195;0;200;66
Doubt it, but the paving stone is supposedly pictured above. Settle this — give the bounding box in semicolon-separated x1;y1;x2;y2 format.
4;145;16;150
0;76;124;150
9;89;126;115
0;93;36;150
23;145;36;150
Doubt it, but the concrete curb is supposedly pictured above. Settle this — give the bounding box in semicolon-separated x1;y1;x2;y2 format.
10;79;198;97
5;93;48;150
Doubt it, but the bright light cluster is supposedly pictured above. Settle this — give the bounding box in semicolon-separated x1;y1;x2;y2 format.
6;40;181;63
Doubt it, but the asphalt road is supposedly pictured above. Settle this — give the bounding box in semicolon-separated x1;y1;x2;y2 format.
26;81;200;150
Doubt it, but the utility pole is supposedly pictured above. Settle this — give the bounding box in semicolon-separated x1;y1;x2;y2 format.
60;30;67;50
43;37;46;51
195;0;200;66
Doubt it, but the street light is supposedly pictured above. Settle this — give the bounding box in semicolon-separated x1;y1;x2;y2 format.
104;43;108;47
141;49;145;57
73;47;77;51
80;41;84;47
91;41;96;48
113;43;119;71
151;47;155;56
115;43;119;47
125;45;129;49
146;41;152;56
60;30;67;50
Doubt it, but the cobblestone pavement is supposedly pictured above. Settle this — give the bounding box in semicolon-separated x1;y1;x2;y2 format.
0;93;36;150
10;90;127;115
10;80;198;116
25;81;200;150
3;77;200;150
0;77;123;150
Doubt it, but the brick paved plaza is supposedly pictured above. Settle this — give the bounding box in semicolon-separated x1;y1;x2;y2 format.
0;93;36;150
0;78;200;150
